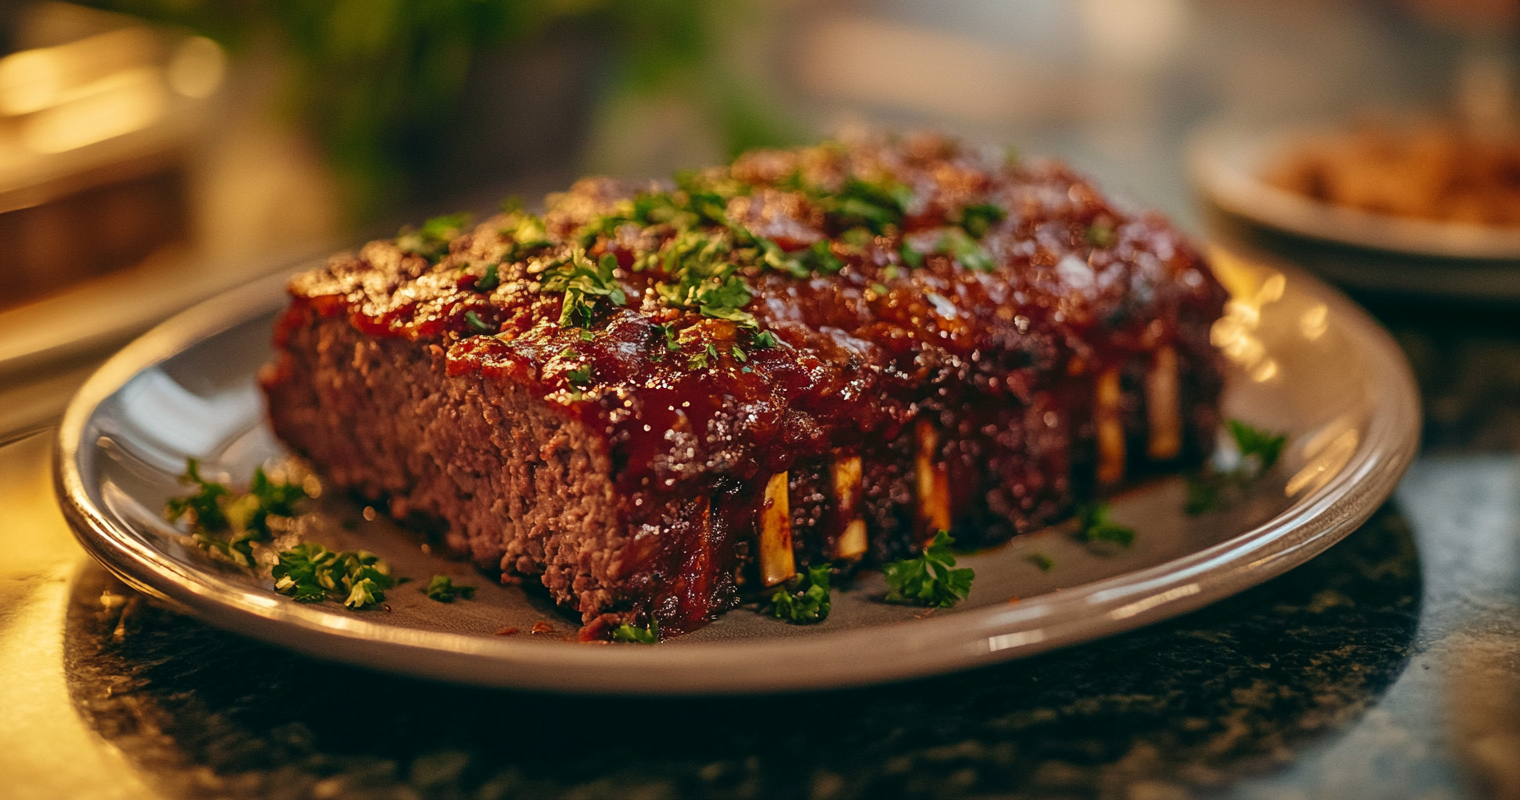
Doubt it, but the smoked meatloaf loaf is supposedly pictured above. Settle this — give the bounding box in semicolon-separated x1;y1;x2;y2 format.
261;134;1228;639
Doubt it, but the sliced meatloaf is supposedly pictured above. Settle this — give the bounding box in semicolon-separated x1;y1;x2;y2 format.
260;133;1228;639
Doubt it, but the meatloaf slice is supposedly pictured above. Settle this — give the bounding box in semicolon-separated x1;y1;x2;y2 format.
261;133;1228;639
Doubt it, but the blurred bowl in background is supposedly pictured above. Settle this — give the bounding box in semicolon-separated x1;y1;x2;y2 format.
1191;118;1520;303
1191;118;1520;260
0;3;226;311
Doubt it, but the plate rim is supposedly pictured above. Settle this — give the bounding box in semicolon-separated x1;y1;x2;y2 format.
1189;120;1520;261
54;263;1421;695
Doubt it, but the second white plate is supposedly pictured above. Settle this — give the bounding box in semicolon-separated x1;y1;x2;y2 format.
1190;121;1520;261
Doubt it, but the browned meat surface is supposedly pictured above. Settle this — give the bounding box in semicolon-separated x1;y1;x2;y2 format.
260;133;1228;639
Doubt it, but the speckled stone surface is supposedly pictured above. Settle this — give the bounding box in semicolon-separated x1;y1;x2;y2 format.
56;505;1424;800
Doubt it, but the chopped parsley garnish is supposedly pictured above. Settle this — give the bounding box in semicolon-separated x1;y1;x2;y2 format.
424;575;476;602
503;213;552;260
239;467;306;535
540;249;627;328
751;330;778;349
899;225;999;273
1227;419;1288;472
1184;480;1222;516
941;228;996;272
818;176;912;233
687;342;721;370
1026;552;1056;572
651;230;757;326
652;323;680;354
1086;223;1117;249
474;264;500;292
562;165;908;333
770;563;832;623
899;241;925;268
1186;419;1290;514
802;240;844;275
165;457;230;533
1075;502;1135;547
954;203;1008;239
394;155;1021;375
163;462;408;609
611;620;659;643
883;530;975;608
839;226;875;251
271;543;395;609
165;459;308;568
566;365;592;386
463;310;493;335
397;212;471;261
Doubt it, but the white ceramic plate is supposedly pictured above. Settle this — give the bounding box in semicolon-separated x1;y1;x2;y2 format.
55;251;1419;694
1189;121;1520;261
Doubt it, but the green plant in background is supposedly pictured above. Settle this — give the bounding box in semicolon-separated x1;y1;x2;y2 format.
75;0;797;221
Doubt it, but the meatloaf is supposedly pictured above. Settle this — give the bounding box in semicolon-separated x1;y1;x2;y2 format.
261;133;1228;639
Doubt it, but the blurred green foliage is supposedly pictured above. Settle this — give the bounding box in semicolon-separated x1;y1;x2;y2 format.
77;0;794;220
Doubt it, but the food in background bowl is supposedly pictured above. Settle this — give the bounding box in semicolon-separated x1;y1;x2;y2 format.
1265;123;1520;227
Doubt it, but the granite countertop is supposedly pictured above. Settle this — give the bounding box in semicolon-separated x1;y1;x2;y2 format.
2;266;1518;800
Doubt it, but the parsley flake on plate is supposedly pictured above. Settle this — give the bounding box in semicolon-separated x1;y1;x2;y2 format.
272;543;396;609
770;563;832;624
164;457;230;533
611;620;659;644
1186;419;1290;515
424;575;476;603
1227;419;1289;473
1075;502;1135;548
165;458;308;568
883;530;975;608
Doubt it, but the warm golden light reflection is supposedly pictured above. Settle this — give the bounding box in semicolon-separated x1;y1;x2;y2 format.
1206;247;1286;383
1286;425;1360;497
167;36;225;99
1109;582;1201;620
0;48;61;115
0;569;159;800
0;26;159;116
21;67;168;153
1249;358;1280;382
0;435;156;798
1300;303;1330;341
